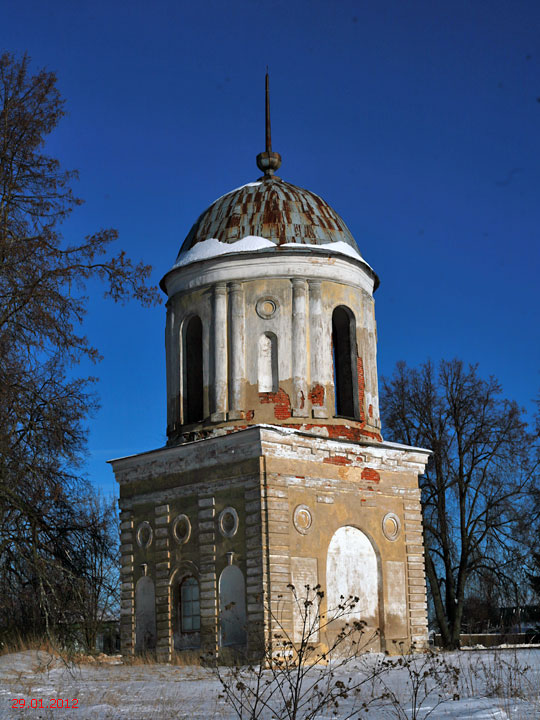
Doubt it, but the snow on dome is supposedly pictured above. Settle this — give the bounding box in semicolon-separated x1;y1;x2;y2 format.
173;235;368;269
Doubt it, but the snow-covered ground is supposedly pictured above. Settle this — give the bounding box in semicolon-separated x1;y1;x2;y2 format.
1;648;539;719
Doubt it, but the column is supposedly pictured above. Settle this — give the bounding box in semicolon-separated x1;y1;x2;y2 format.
245;479;265;657
165;303;179;436
291;278;308;416
404;491;429;650
198;495;218;655
228;282;245;420
308;279;328;418
211;283;227;422
119;501;135;659
154;504;171;662
262;474;293;646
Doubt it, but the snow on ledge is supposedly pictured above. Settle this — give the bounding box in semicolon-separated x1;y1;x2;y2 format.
173;235;367;269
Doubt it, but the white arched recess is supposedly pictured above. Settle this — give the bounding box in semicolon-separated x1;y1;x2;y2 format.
135;576;157;653
258;332;278;393
326;526;379;627
219;565;247;647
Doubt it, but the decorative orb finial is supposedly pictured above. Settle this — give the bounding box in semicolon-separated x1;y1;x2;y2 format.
256;71;281;176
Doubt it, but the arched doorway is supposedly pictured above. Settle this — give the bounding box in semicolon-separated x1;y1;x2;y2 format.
219;565;247;647
326;526;379;629
135;576;157;653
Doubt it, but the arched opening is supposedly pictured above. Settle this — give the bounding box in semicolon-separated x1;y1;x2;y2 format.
183;315;203;423
135;576;156;653
332;306;357;418
258;332;278;393
326;526;379;628
171;568;201;651
179;576;201;634
219;565;247;647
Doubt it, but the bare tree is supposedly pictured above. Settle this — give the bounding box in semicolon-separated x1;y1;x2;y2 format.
0;52;159;643
381;359;537;648
67;494;120;652
213;585;461;720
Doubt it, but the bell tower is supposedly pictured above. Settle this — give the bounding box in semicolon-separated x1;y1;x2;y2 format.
110;77;430;661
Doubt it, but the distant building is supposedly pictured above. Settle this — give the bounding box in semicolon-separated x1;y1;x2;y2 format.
109;79;430;660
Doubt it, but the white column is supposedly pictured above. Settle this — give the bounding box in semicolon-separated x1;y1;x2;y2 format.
291;278;308;416
228;282;245;420
308;279;328;418
211;283;227;422
165;303;178;434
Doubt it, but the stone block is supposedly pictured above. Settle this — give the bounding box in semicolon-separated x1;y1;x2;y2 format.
199;520;215;532
246;524;262;538
247;603;263;613
199;532;215;544
200;607;218;618
198;497;215;508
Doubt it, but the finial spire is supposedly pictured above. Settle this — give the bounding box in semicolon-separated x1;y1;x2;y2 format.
257;70;281;177
265;70;272;153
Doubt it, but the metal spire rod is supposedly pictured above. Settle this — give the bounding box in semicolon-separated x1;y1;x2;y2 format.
265;71;272;153
256;69;281;177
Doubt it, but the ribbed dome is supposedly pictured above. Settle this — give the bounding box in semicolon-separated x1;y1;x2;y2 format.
177;175;360;259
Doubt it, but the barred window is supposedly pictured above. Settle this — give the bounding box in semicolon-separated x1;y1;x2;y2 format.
180;577;200;632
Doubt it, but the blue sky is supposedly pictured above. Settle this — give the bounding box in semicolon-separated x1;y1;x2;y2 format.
3;0;539;494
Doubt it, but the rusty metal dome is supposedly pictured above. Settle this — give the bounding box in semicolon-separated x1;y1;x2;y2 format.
177;175;361;258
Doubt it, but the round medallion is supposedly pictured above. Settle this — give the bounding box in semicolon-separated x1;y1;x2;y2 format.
136;521;153;549
172;514;192;545
382;512;401;542
218;507;239;538
293;504;313;535
256;296;279;319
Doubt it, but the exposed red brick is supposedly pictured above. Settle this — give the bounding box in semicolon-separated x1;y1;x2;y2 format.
360;429;383;442
308;384;325;406
361;467;380;483
368;404;373;417
259;388;292;420
245;410;254;421
356;356;366;424
323;455;352;466
302;422;380;443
